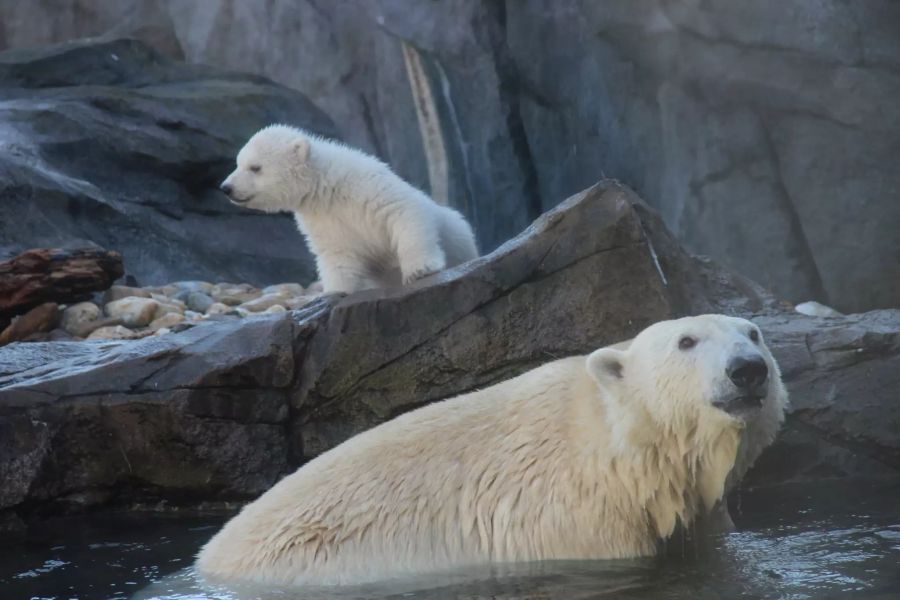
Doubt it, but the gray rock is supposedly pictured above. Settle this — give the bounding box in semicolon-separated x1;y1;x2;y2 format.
0;181;776;515
0;182;895;519
746;310;900;484
0;37;336;288
185;292;214;314
1;313;299;513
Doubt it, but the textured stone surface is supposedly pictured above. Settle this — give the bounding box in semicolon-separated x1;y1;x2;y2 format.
4;0;895;312
0;37;336;287
0;181;768;516
0;312;304;513
0;182;895;519
747;310;900;484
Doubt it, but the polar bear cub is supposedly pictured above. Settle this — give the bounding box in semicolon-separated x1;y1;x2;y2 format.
195;315;786;586
220;125;479;293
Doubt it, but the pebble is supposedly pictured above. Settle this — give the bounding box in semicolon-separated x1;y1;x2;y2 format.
239;293;290;313
150;293;186;309
263;304;287;314
103;285;150;303
152;302;184;321
262;283;305;296
186;291;214;313
87;325;148;340
306;280;324;293
105;297;158;328
205;302;231;315
69;316;124;338
148;313;185;331
61;302;101;335
172;280;214;294
210;283;262;306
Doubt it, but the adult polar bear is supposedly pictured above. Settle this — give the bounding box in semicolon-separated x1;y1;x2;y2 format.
196;315;786;586
220;125;479;293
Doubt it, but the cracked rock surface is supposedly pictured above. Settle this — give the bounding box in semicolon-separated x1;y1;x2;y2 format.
4;181;895;519
0;37;336;286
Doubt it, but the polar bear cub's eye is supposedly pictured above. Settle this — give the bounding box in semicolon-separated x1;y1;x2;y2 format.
249;165;262;173
678;335;697;351
749;329;760;343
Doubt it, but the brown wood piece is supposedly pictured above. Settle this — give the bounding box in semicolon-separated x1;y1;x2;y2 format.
0;248;124;318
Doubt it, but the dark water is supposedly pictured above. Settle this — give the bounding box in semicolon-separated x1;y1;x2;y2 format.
2;479;899;600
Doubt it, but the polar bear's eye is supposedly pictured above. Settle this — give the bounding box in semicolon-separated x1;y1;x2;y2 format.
678;335;697;351
749;329;760;343
249;165;262;173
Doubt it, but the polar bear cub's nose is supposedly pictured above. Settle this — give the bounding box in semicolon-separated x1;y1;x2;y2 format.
726;355;768;389
220;182;233;196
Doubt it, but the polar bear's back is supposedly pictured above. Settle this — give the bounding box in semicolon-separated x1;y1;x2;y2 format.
196;357;621;585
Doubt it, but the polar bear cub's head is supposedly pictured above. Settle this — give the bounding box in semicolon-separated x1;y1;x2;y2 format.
586;314;786;507
220;125;315;213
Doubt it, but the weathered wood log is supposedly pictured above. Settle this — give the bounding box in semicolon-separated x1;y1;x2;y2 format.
0;248;123;318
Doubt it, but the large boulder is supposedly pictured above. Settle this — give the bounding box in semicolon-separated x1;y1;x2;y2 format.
3;181;895;520
0;37;336;286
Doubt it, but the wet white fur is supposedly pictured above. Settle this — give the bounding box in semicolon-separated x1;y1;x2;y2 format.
221;125;479;293
195;315;786;586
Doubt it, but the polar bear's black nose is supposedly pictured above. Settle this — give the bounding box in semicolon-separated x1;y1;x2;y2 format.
220;182;233;196
727;356;768;389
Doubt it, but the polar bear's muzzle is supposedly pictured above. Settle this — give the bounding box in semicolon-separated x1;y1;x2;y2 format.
220;181;253;204
713;354;769;417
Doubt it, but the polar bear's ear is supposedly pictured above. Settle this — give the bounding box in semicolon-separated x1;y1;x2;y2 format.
292;137;311;162
586;348;626;387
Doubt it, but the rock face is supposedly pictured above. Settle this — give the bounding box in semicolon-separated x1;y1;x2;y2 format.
2;1;896;312
748;310;900;484
0;37;336;286
5;181;894;519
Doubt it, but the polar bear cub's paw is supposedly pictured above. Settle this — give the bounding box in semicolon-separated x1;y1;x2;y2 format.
402;259;445;285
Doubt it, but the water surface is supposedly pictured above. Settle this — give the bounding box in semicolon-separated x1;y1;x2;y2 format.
3;478;898;599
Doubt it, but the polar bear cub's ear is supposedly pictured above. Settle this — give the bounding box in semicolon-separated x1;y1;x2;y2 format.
586;347;626;388
292;136;311;162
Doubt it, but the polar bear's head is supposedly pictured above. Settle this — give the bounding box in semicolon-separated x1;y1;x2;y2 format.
220;125;315;212
586;314;786;511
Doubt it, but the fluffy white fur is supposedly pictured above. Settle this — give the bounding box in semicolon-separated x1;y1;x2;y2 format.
195;315;786;586
221;125;479;293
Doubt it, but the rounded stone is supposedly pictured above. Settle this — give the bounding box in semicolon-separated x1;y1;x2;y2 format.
262;283;305;296
87;325;144;340
239;293;289;313
104;297;159;328
186;292;214;313
61;302;101;335
148;313;185;331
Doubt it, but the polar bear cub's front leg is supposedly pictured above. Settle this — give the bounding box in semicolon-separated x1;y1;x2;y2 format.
315;251;382;294
393;211;447;285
